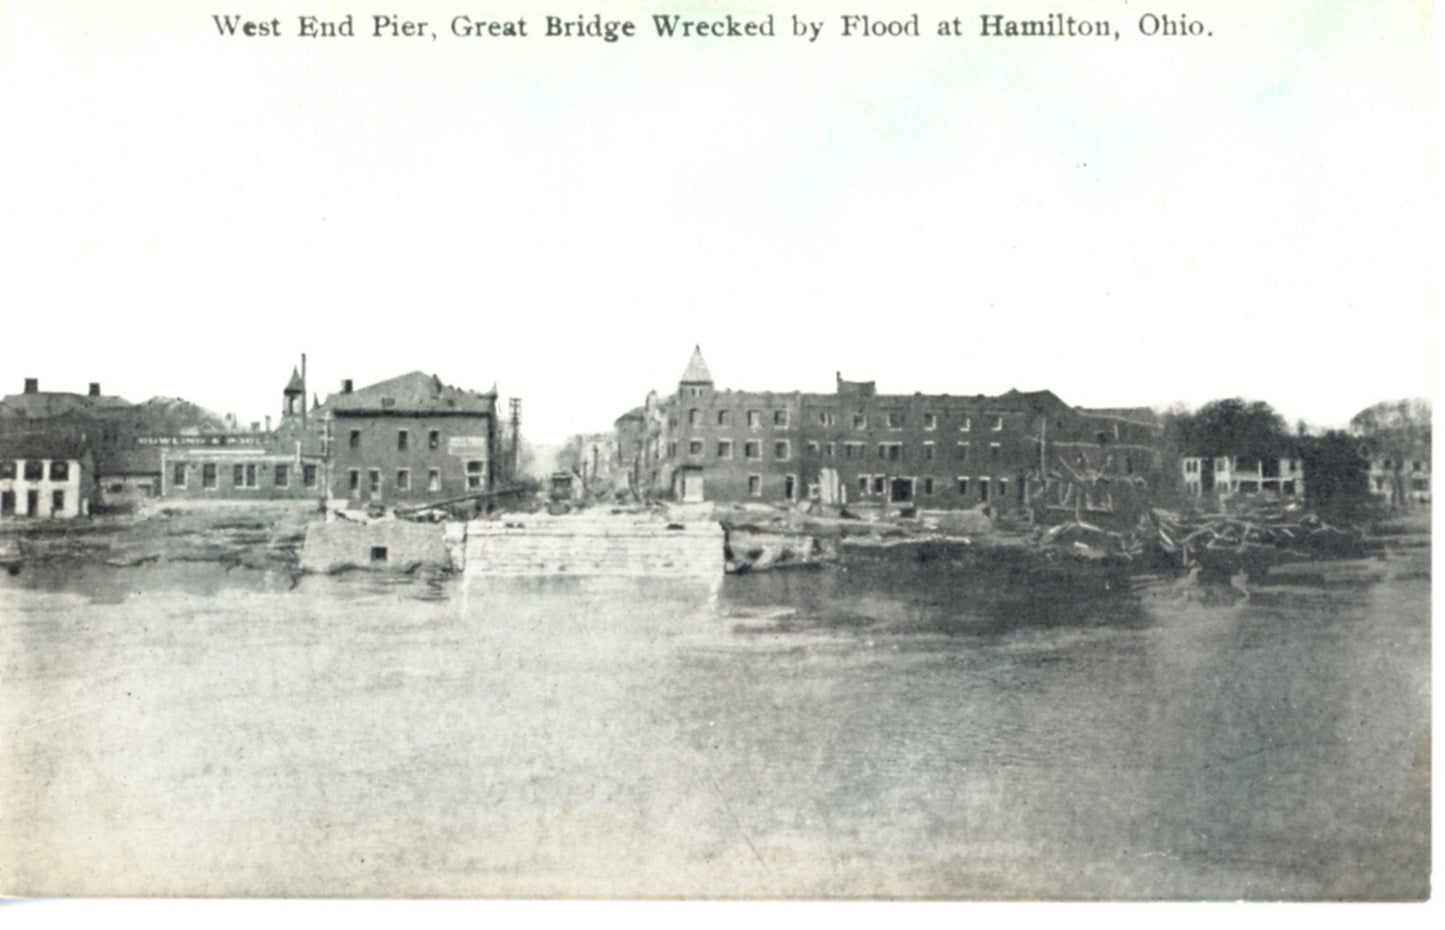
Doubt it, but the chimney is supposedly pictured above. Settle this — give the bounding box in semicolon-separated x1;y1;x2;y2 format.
251;421;260;433
89;383;101;397
23;378;37;394
265;415;272;432
342;379;353;394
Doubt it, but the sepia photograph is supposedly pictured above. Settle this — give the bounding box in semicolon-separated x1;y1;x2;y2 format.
0;0;1433;904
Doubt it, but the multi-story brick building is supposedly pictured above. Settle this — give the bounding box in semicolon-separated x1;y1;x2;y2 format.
322;371;498;509
635;347;1163;513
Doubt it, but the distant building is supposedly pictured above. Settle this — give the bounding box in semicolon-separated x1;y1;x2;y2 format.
628;347;1164;512
1364;454;1430;506
321;371;499;509
0;434;93;520
1181;455;1305;499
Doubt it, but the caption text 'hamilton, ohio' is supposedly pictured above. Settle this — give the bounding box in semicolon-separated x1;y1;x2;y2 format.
212;13;1214;44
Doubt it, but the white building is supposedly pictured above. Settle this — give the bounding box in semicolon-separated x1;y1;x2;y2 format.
0;453;91;519
1181;455;1304;499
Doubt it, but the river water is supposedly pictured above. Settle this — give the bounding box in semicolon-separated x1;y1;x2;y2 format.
0;538;1429;899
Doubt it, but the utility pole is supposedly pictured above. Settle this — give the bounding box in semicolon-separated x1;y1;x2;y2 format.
509;398;522;481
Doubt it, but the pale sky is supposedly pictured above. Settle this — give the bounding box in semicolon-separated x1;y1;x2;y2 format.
0;0;1432;442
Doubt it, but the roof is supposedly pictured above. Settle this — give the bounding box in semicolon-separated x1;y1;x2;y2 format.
1079;407;1163;428
0;392;131;418
0;431;93;462
325;371;496;415
680;346;713;384
284;367;305;394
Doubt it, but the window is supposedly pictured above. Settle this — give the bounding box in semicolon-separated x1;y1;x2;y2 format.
773;410;789;427
924;413;937;430
999;478;1009;500
825;442;835;457
49;461;69;481
805;441;820;454
304;464;319;488
872;476;885;495
774;440;790;461
203;464;218;489
688;408;701;426
429;430;440;450
349;429;361;449
853;413;867;430
0;462;13;479
747;410;761;428
748;475;762;497
817;411;835;426
990;443;1001;461
744;441;761;459
23;461;42;481
717;440;733;459
667;442;677;458
957;442;970;461
239;464;258;488
886;411;904;429
784;475;796;499
878;443;902;461
348;469;360;492
717;410;731;427
923;478;934;495
368;469;381;494
397;430;409;451
275;464;289;488
991;416;1004;431
689;440;703;455
843;442;864;459
396;469;410;491
173;463;187;488
466;460;484;489
923;442;935;461
51;490;65;513
427;469;441;492
979;478;990;501
858;476;870;494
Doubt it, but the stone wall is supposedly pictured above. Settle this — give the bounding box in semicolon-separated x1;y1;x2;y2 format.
465;515;724;579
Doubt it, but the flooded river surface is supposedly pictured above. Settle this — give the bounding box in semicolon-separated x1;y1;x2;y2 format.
0;539;1429;898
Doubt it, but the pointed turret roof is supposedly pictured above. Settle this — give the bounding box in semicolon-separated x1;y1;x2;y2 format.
284;367;305;394
680;345;713;384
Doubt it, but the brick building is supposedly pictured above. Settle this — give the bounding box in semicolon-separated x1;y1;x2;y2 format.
635;347;1163;513
322;371;498;509
159;365;328;501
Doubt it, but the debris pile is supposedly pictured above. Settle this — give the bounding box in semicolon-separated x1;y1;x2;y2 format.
1152;500;1366;572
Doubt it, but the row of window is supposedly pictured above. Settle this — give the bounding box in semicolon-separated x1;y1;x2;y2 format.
730;473;1017;500
346;460;486;494
348;428;445;451
0;489;67;516
853;475;1013;499
680;409;1009;432
670;439;1008;463
174;462;320;490
0;460;71;482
